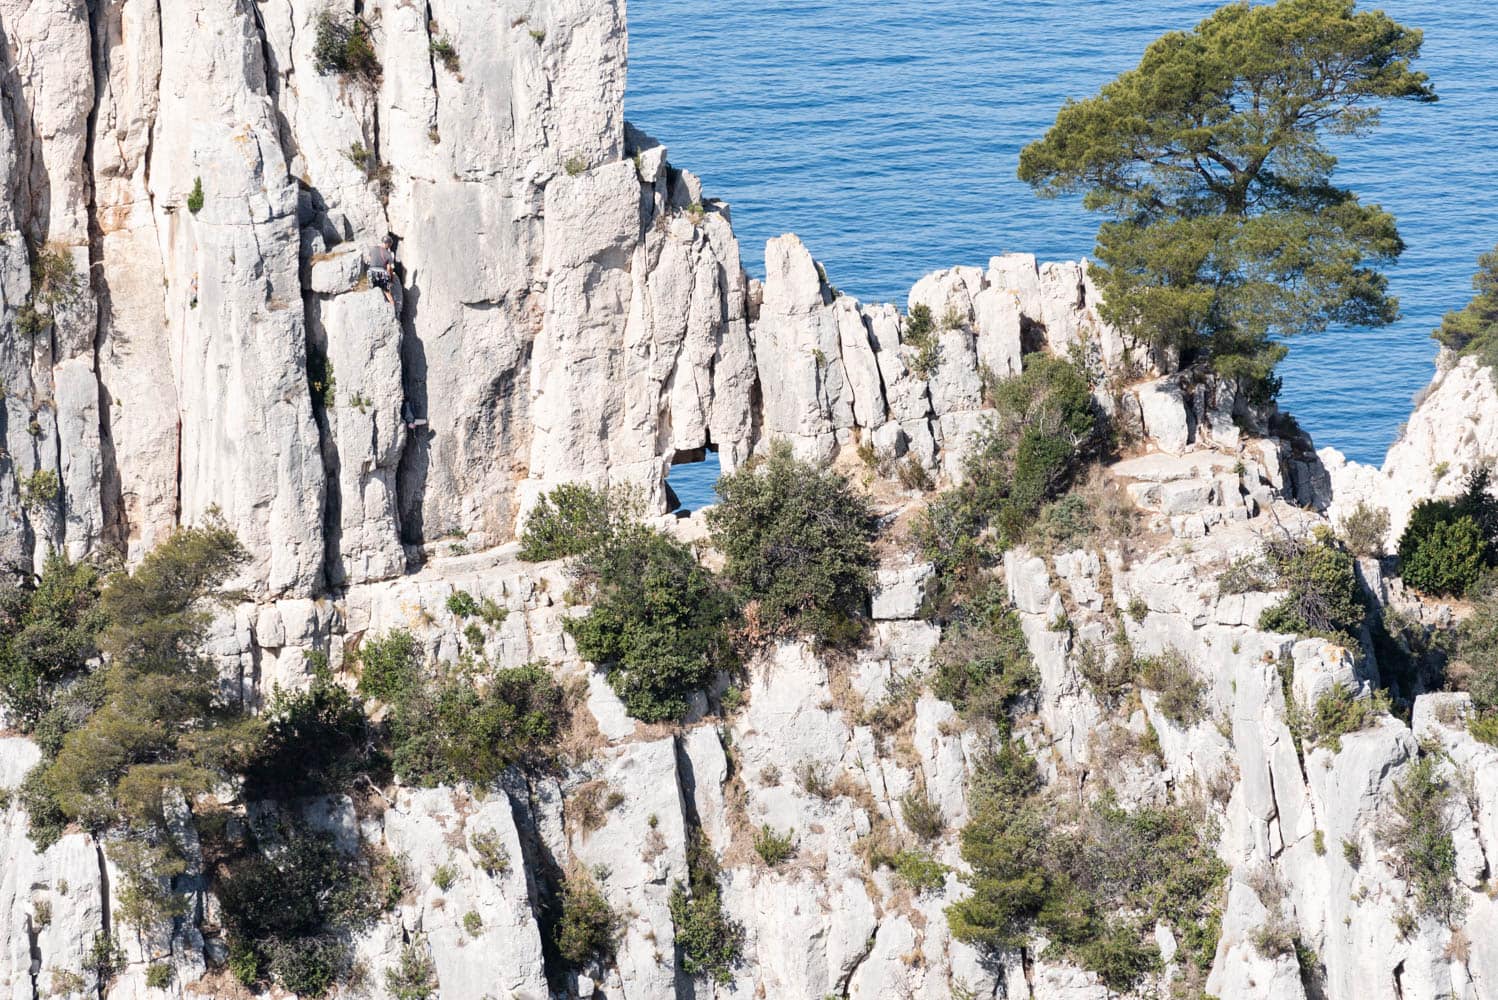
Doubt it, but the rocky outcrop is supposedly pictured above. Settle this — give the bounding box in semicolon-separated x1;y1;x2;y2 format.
1326;353;1498;547
0;0;1147;595
1;2;1495;1000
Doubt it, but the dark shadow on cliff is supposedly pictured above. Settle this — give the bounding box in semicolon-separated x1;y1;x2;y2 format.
395;274;429;547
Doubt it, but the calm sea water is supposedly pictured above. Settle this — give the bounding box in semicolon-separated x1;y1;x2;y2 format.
635;0;1498;509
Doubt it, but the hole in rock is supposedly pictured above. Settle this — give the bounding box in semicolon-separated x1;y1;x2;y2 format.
666;445;722;515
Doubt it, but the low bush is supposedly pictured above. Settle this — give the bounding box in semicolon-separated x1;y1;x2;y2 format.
388;661;565;786
313;10;380;83
891;849;949;892
1303;684;1389;752
1340;501;1391;558
356;629;423;703
669;832;744;985
187;177;204;215
0;554;105;728
470;829;509;875
1136;649;1205;727
947;745;1225;993
244;660;376;798
21;469;59;511
145;963;172;989
1397;470;1498;597
930;583;1036;720
708;443;875;646
1458;581;1498;721
555;874;617;967
900;788;945;841
1258;532;1366;645
914;354;1097;606
429;35;460;72
216;823;391;997
385;943;438;1000
1382;753;1459;922
903;304;940;378
1217;554;1275;595
753;825;795;867
446;590;480;618
566;524;735;722
518;483;639;562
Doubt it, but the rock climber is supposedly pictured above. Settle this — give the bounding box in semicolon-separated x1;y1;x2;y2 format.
402;400;427;432
367;233;399;311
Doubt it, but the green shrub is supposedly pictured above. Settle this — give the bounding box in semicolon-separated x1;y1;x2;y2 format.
669;832;744;984
479;597;509;627
915;355;1096;605
313;10;380;82
1304;684;1389;752
433;864;457;891
29;241;78;308
21;469;59;511
1342;838;1362;868
900;789;945;841
216;824;387;996
1460;581;1498;711
753;825;795;867
707;442;875;645
1258;533;1365;644
145;962;172;988
891;849;949;893
564;155;589;176
429;35;460;72
948;744;1225;993
1397;470;1498;597
446;590;479;617
1076;637;1133;707
1340;501;1391;557
307;348;336;410
518;483;639;562
1399;508;1487;596
244;663;375;798
1217;554;1275;595
385;943;438;1000
903;304;940;378
566;524;735;722
113;838;188;932
1136;649;1205;727
463;910;482;936
555;874;617;967
186;177;204;215
0;553;105;728
470;829;509;874
356;629;423;703
930;584;1036;720
1470;714;1498;747
388;661;564;786
1383;754;1459;921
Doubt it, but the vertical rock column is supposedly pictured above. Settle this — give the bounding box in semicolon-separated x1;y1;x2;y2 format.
151;0;326;595
91;0;179;564
0;0;103;572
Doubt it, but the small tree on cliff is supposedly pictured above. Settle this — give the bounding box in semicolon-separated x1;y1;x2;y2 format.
1019;0;1435;399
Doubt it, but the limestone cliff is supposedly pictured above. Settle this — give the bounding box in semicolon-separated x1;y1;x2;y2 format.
0;3;1495;1000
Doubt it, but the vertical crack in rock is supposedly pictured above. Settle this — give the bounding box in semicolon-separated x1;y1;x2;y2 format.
83;0;124;554
837;922;878;998
504;773;569;994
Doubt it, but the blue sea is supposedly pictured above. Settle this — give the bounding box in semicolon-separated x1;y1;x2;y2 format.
632;1;1498;509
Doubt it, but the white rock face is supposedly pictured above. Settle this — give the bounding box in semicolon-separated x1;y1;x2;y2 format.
4;2;1498;999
